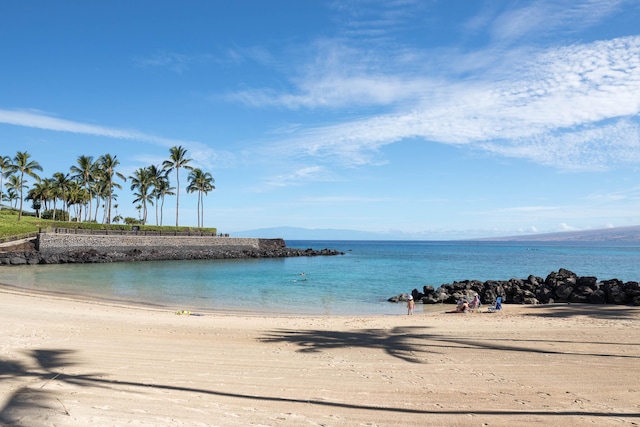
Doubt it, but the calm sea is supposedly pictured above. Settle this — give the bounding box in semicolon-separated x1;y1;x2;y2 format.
2;240;640;315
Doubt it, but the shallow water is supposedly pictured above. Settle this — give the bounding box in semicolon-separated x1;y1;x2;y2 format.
2;240;640;315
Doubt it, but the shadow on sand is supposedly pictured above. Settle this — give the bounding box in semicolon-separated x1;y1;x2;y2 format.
260;325;640;362
1;340;639;424
522;304;639;320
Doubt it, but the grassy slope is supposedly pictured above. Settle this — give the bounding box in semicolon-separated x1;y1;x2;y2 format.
0;210;217;240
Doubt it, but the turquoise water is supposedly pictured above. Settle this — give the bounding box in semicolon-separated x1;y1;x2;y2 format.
2;240;640;315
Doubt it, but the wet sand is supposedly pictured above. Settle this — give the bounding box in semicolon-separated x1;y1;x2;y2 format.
1;286;639;426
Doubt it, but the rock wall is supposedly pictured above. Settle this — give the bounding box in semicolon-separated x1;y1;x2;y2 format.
36;233;264;255
0;233;340;265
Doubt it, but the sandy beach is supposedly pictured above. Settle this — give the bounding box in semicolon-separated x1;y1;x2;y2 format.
1;286;639;426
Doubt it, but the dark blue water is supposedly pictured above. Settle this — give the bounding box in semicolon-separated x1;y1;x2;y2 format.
3;240;639;315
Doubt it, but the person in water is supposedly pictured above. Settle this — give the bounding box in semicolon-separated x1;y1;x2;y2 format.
407;295;415;315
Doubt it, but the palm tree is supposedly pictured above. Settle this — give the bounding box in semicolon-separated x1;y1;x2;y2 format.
66;181;88;222
162;146;192;227
91;179;107;223
186;168;215;228
129;167;154;225
0;155;12;211
6;151;42;220
49;177;61;220
52;172;72;221
4;175;22;209
38;178;55;213
70;155;96;222
155;177;174;226
97;154;126;224
4;188;18;208
26;179;49;218
147;164;167;226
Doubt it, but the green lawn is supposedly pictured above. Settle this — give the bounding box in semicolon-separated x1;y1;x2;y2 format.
0;210;44;238
0;209;217;241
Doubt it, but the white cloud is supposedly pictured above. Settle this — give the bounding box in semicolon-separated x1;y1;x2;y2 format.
300;195;392;203
479;119;640;170
265;166;329;188
559;222;579;231
0;108;228;169
134;51;192;73
497;206;560;213
329;0;425;40
0;109;185;145
488;0;627;44
586;185;640;201
260;35;640;170
227;38;437;110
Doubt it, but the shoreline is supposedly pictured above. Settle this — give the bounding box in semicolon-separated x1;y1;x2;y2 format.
0;282;450;317
0;284;307;318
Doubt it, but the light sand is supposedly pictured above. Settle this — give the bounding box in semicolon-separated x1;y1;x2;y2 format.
1;286;639;426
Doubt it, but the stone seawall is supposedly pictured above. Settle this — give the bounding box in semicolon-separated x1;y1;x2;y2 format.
0;233;342;265
36;233;265;255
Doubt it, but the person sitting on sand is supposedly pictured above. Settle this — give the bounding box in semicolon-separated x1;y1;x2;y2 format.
469;294;480;310
446;299;469;313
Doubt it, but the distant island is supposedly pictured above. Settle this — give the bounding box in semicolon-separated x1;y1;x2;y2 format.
477;225;640;242
232;225;640;242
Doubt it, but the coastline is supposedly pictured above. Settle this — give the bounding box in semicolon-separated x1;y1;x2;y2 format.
0;282;445;317
1;287;639;426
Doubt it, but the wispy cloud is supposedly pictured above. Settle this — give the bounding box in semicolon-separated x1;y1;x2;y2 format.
0;108;191;145
329;0;425;40
134;50;212;73
494;206;561;213
487;0;627;44
586;185;640;202
261;34;640;170
226;0;640;172
300;195;393;203
227;38;435;110
0;109;229;169
264;166;331;188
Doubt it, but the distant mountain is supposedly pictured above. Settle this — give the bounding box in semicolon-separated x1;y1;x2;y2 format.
478;225;640;242
231;225;640;242
230;226;394;240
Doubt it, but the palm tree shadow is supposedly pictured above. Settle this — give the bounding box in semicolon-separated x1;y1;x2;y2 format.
2;345;638;422
524;304;640;320
0;349;81;425
260;326;436;363
260;325;640;362
29;349;77;370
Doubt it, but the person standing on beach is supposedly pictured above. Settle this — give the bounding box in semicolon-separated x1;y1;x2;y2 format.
407;295;415;315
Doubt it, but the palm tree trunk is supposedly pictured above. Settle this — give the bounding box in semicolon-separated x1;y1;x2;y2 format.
17;172;24;220
94;196;100;223
175;169;180;227
200;191;204;227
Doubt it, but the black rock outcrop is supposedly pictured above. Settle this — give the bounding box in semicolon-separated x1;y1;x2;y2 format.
390;268;640;306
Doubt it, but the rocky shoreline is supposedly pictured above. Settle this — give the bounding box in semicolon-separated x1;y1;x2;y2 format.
389;268;640;306
0;239;343;265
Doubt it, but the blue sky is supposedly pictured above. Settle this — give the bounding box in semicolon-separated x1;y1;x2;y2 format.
1;0;640;239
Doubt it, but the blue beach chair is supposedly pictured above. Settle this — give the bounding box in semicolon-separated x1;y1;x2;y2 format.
487;296;502;313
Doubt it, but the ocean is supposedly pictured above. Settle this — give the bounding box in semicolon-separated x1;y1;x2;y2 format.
2;240;640;315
